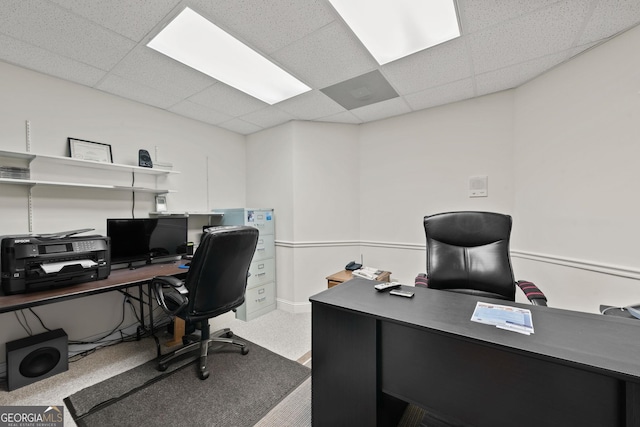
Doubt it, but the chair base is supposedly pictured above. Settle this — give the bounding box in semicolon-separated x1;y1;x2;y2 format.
157;326;249;380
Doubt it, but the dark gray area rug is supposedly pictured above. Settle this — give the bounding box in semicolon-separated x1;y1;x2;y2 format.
64;337;311;427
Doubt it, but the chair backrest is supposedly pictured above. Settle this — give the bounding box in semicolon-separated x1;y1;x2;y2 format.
424;211;515;301
183;225;259;321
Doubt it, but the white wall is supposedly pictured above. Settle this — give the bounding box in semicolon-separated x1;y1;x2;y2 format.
247;121;360;311
511;25;640;312
0;61;246;360
358;92;516;284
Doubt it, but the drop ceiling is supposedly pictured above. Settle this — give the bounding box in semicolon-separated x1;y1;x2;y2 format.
1;0;639;135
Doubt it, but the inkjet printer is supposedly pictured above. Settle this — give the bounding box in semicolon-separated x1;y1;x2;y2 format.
1;229;110;295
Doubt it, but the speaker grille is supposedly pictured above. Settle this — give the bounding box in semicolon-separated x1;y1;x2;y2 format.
20;347;62;378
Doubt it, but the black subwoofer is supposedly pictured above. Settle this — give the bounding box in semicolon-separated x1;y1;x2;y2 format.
6;329;68;391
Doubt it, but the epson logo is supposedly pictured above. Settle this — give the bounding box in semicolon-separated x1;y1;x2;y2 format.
14;239;31;244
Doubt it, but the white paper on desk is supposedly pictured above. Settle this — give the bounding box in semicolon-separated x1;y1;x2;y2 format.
471;301;534;334
41;259;97;274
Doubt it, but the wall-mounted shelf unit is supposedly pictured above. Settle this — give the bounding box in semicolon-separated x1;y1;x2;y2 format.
0;149;178;193
149;211;224;217
0;149;179;176
0;148;180;232
0;177;175;194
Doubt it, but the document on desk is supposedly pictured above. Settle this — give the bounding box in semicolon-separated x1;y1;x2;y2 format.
41;259;97;274
471;301;534;335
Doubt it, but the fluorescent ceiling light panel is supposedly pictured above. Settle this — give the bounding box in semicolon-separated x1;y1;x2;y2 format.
328;0;460;65
147;7;310;105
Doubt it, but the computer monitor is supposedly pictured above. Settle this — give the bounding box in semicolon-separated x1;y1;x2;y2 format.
107;217;188;266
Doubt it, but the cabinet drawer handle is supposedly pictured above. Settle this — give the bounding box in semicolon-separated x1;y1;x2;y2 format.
258;288;265;294
258;264;265;269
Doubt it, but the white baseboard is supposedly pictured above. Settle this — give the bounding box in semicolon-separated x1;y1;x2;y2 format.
276;298;311;314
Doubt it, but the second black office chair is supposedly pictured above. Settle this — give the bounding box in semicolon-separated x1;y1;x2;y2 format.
417;211;547;306
152;225;259;379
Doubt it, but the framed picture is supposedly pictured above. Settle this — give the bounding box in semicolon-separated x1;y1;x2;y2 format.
68;138;113;163
155;195;167;212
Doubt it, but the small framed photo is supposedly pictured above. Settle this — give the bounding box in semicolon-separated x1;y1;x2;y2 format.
68;138;113;163
155;195;168;212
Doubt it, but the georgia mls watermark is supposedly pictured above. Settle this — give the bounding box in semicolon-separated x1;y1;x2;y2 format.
0;406;63;427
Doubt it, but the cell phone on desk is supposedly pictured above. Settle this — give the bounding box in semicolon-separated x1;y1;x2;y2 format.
390;289;414;298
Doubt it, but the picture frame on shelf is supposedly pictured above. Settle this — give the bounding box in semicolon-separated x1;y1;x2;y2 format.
68;138;113;163
155;195;167;212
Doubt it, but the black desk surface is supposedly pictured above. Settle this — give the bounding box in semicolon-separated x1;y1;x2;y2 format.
310;277;640;381
0;262;186;314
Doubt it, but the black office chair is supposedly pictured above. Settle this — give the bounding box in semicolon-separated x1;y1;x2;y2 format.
152;225;259;379
416;211;547;306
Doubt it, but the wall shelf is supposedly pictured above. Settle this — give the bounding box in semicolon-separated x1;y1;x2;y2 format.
149;211;224;216
1;148;180;232
0;177;175;194
0;149;179;175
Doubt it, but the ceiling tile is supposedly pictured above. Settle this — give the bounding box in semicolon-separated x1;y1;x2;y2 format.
315;111;363;124
109;45;215;98
96;74;183;109
468;0;592;74
382;37;472;95
0;33;106;86
0;0;136;71
47;0;181;42
271;20;378;88
216;118;263;135
404;79;475;111
190;0;337;54
577;0;640;45
350;97;412;123
188;83;268;117
275;90;345;120
169;100;234;125
321;70;399;110
475;51;570;97
457;0;562;34
240;107;295;129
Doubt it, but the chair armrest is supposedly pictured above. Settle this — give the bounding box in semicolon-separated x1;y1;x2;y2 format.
516;280;547;306
415;273;429;288
152;275;189;315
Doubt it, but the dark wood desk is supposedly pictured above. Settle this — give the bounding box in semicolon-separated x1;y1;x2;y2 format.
310;278;640;427
0;262;187;336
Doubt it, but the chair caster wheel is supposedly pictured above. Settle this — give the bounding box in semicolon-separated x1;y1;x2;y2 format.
158;363;168;372
200;370;210;380
241;347;249;355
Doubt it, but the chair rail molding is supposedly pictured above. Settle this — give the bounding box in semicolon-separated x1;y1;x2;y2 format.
511;250;640;281
275;240;640;281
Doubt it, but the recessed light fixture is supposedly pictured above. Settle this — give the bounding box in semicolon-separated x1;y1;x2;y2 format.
147;7;311;105
328;0;460;65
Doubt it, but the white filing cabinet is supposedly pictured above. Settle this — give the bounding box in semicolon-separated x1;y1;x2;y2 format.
209;208;275;321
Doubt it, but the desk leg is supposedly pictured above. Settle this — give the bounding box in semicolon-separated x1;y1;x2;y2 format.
312;303;378;426
164;318;186;347
628;382;640;427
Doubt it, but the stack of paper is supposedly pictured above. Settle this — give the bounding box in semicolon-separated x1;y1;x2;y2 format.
470;301;534;335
